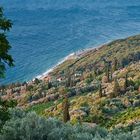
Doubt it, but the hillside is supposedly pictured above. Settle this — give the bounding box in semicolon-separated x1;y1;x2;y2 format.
1;34;140;129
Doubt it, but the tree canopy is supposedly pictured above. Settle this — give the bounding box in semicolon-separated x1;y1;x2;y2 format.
0;7;14;78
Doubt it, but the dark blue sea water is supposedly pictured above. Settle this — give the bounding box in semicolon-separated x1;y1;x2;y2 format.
0;0;140;84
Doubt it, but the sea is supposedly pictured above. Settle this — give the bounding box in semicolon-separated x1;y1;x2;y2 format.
0;0;140;84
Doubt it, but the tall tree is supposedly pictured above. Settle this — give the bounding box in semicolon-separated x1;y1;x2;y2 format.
65;68;72;87
0;7;14;78
93;67;97;79
99;82;103;98
112;57;118;72
124;73;128;91
110;68;113;81
105;62;110;82
62;95;70;123
113;78;120;97
47;81;52;89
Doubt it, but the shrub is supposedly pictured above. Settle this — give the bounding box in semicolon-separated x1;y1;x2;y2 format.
1;109;140;140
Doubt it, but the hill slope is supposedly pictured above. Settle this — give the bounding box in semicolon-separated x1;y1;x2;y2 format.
1;34;140;129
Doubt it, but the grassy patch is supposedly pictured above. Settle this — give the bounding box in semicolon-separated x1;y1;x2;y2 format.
105;107;140;128
26;101;54;115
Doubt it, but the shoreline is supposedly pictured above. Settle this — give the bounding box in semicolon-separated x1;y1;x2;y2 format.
35;52;76;80
3;40;111;85
35;48;97;80
33;40;112;81
6;34;139;85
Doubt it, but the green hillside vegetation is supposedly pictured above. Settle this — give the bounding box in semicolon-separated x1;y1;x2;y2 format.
1;108;140;140
0;34;140;139
51;35;140;76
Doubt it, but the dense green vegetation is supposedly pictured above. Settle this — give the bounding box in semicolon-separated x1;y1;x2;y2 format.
0;7;16;132
106;107;140;128
0;7;14;78
0;98;17;130
1;108;140;140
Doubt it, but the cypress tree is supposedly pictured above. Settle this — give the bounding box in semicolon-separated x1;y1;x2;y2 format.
113;78;120;97
66;75;71;87
105;62;110;82
62;95;70;123
110;68;113;81
48;81;52;89
65;69;72;87
124;73;128;91
99;82;103;98
93;67;97;79
112;57;118;72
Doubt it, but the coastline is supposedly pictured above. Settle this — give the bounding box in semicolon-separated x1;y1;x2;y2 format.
3;34;139;85
33;49;94;81
33;40;112;81
35;52;76;80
